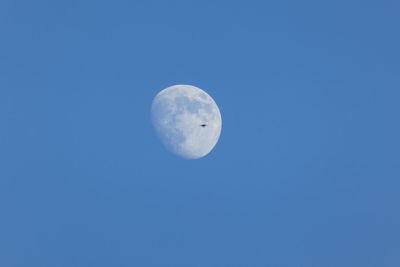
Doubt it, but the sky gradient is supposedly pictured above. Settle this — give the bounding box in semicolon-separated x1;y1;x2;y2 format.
1;0;400;266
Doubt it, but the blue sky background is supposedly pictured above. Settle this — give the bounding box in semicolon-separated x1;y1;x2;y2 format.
1;0;400;266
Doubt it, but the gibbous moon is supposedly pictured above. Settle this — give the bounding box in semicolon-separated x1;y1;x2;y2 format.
151;85;222;159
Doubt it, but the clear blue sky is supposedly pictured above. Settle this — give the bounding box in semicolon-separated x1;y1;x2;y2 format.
1;0;399;266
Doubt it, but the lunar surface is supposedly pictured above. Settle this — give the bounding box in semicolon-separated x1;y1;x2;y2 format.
151;85;222;159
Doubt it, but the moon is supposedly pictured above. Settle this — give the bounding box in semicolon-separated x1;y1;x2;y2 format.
151;85;222;159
